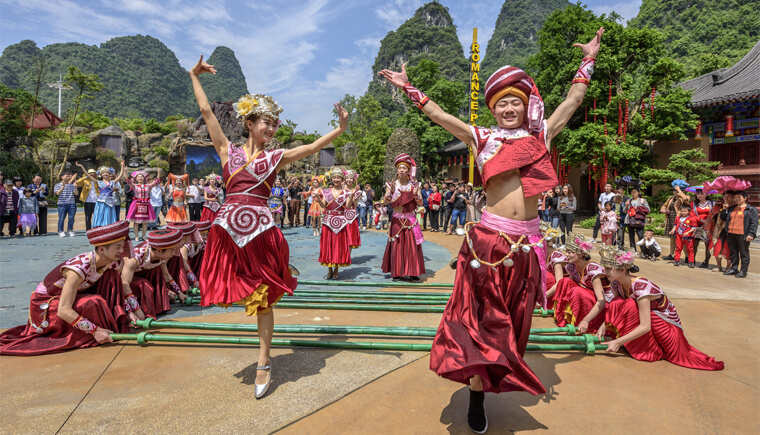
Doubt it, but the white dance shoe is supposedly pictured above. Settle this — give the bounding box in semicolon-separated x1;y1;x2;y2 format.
254;363;272;399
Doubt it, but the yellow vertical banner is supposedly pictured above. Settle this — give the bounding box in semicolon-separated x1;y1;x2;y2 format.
469;28;479;185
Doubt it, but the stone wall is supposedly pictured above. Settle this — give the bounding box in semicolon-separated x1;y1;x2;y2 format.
384;128;421;183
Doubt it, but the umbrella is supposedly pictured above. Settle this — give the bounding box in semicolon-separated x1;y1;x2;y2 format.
703;176;751;194
686;185;719;194
671;179;690;190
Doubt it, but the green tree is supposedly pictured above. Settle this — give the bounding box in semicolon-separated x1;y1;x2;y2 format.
639;148;719;187
0;84;33;143
527;5;698;186
395;58;466;178
22;54;50;137
56;66;104;179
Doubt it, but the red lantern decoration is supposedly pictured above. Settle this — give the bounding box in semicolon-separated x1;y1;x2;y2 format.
650;87;656;121
448;157;452;166
623;99;629;142
725;115;734;137
593;98;597;123
695;120;703;139
617;101;623;138
641;100;646;120
608;79;613;103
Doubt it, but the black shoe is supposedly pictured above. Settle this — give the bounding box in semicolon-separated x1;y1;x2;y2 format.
449;257;458;270
468;389;488;434
662;255;674;261
736;271;747;278
673;262;680;267
688;262;695;268
409;276;420;283
392;276;402;282
723;269;738;276
698;262;709;269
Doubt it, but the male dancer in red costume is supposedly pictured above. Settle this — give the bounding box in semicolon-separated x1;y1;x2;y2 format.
380;27;604;433
382;154;425;282
0;220;134;355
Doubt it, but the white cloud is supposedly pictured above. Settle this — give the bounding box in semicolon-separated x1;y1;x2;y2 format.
355;37;381;55
375;0;425;30
590;0;642;24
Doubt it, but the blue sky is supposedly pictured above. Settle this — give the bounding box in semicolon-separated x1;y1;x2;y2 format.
0;0;642;134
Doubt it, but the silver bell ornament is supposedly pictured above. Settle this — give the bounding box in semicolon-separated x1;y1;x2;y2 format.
536;242;544;249
469;259;482;269
40;321;49;328
521;245;531;253
35;327;43;334
503;258;514;267
40;303;49;310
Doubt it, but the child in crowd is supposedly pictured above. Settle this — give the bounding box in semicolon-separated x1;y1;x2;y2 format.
374;202;388;230
670;204;698;267
17;188;39;237
637;229;661;260
600;201;619;245
415;205;425;227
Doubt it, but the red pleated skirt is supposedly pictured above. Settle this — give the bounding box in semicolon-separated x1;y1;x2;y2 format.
0;270;128;356
713;237;730;260
133;267;171;316
605;299;724;370
430;224;546;395
201;207;218;222
189;251;204;275
319;226;352;267
545;272;558;308
200;225;296;314
347;220;361;248
552;278;605;333
167;255;191;292
381;217;425;277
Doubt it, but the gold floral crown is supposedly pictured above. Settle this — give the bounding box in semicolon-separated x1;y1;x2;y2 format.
233;94;283;122
565;232;594;254
539;221;562;246
599;245;637;269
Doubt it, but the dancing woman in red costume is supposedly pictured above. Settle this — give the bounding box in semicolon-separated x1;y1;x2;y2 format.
551;232;619;334
315;167;358;280
597;247;723;370
190;55;348;399
344;169;362;249
380;27;604;433
381;154;425;282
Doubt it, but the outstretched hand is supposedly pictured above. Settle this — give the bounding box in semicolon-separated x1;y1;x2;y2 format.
573;27;605;59
335;103;348;131
190;55;217;76
378;63;409;89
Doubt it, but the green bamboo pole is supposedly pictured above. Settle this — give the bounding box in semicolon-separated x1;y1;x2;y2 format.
528;334;601;343
186;288;452;298
530;325;577;335
183;297;553;316
110;332;606;354
133;319;438;337
264;297;447;306
296;280;454;288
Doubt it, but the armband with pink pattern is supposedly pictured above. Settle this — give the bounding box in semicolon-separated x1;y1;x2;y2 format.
70;315;99;334
402;83;430;110
572;58;595;85
124;293;140;312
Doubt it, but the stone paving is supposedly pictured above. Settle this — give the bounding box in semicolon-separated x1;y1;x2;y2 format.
0;223;758;434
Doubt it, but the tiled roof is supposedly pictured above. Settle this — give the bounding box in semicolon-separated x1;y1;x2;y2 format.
718;164;760;176
678;40;760;107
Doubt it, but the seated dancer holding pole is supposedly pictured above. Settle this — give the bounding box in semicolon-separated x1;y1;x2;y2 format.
167;221;203;291
598;246;724;370
540;222;567;307
121;229;185;317
190;55;348;399
0;220;134;355
315;167;358;280
379;27;604;433
183;220;211;277
381;154;425;282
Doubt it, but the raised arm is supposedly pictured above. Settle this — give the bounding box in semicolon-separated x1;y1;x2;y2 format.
278;104;348;170
75;162;97;183
378;64;474;149
114;160;126;183
189;55;229;164
546;27;604;141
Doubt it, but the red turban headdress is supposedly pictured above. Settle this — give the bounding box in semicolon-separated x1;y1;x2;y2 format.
485;66;545;132
87;220;134;258
147;229;183;250
168;221;203;244
394;153;417;180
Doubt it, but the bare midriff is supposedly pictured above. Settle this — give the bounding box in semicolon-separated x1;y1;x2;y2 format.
484;169;540;221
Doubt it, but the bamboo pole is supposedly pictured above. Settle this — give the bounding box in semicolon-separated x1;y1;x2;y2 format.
110;332;607;354
296;280;454;288
187;287;452;298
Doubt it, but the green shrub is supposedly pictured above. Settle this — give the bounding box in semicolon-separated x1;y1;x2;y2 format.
645;212;667;236
153;145;169;156
72;133;91;143
149;158;169;172
75;111;113;130
579;217;596;229
144;118;161;134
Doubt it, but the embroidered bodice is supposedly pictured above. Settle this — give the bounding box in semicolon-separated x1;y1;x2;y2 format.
469;122;557;197
213;142;283;247
547;251;569;276
129;179;160;202
386;180;419;213
133;242;166;271
622;277;682;328
171;189;186;205
565;261;617;302
320;188;350;233
37;251;123;295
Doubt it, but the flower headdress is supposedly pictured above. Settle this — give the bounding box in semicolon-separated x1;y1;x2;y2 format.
329;167;345;180
565;232;593;255
599;245;637;269
233;94;283;122
205;172;222;184
98;166;116;176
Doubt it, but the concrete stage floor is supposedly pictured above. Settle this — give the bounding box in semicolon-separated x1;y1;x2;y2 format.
1;224;758;434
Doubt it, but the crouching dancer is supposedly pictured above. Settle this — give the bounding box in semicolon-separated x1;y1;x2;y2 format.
379;27;604;433
0;220;135;355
